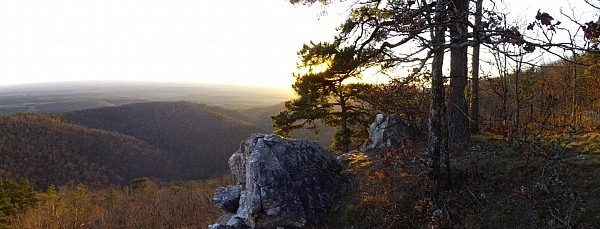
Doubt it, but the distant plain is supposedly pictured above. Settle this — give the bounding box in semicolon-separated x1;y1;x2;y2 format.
0;81;295;114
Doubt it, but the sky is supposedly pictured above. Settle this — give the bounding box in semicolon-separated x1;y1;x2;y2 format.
0;0;348;88
0;0;591;89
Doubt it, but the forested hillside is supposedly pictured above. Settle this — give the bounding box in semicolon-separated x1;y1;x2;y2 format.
65;101;261;180
0;114;173;189
0;101;267;190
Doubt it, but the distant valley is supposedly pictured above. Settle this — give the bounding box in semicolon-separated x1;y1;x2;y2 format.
0;81;334;189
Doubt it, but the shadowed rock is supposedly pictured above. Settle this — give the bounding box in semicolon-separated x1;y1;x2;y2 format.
361;114;411;153
209;134;346;229
213;186;241;214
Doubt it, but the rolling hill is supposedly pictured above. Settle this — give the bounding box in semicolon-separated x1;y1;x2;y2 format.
64;101;262;180
0;101;269;189
0;114;174;189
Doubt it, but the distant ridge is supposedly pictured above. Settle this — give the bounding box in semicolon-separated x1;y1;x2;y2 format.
65;101;263;180
0;81;294;114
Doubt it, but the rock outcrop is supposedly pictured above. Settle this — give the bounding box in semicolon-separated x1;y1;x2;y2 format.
209;134;346;229
361;114;410;152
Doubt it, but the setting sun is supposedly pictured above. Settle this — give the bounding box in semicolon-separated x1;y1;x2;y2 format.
0;0;347;89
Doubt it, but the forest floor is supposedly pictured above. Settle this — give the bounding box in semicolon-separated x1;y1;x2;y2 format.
314;133;600;228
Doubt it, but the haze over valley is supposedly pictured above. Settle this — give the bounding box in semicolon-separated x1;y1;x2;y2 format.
0;81;332;189
0;81;295;114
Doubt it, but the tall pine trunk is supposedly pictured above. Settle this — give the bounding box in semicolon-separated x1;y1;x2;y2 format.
449;0;469;148
428;0;447;186
340;94;350;153
469;0;483;133
448;0;469;187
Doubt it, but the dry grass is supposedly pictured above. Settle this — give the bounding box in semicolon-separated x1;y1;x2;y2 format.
9;175;235;229
568;132;600;153
315;134;600;228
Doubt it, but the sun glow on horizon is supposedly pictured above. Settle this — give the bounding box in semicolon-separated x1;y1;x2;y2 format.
0;0;581;90
0;0;349;90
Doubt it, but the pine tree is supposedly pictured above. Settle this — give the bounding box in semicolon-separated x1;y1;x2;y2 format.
0;178;38;226
272;41;375;152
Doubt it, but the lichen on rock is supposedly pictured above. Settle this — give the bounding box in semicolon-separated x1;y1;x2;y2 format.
209;133;346;229
361;114;411;153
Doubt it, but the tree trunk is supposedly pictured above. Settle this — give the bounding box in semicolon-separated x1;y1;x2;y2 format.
340;94;349;153
428;0;447;185
447;0;469;186
449;0;469;147
571;53;578;126
469;0;483;133
514;54;523;137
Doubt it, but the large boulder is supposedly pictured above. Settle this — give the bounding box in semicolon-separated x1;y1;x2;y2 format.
361;114;410;152
209;134;346;229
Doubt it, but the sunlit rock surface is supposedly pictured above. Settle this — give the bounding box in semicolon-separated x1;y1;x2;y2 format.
361;113;411;152
210;134;346;229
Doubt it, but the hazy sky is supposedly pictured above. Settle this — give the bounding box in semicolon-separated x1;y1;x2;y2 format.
0;0;348;88
0;0;588;89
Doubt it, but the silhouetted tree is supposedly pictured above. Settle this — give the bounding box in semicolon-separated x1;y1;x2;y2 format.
272;41;377;152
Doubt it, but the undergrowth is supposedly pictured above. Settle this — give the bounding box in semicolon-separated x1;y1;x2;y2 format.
6;133;598;228
7;175;234;228
316;133;600;228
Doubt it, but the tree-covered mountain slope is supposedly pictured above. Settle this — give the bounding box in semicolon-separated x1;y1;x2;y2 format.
0;114;173;189
64;101;262;180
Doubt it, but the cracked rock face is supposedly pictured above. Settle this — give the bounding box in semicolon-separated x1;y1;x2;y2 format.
213;186;241;214
361;114;410;153
209;134;346;229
